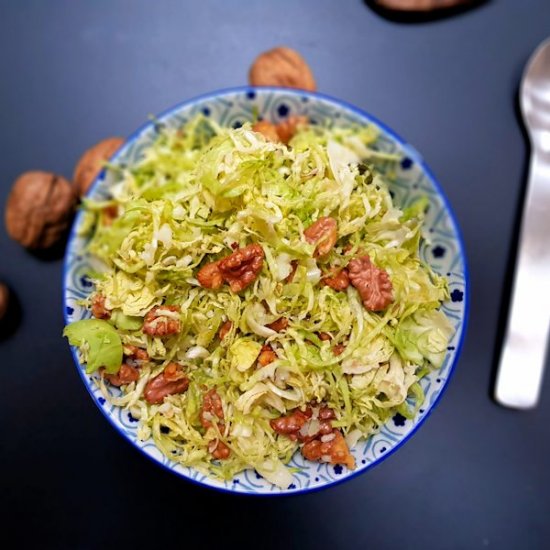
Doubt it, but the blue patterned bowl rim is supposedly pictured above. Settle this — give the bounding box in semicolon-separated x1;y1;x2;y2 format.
62;86;470;496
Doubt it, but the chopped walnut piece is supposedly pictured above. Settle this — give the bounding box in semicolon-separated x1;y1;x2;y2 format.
197;261;224;289
102;205;118;226
252;120;281;142
301;430;355;469
102;364;140;387
91;294;110;320
143;305;181;337
143;363;189;404
123;345;149;363
208;439;231;460
318;406;336;420
252;117;308;144
266;317;288;332
163;362;186;382
348;256;393;311
304;217;338;257
271;406;337;443
314;420;334;439
218;321;233;340
201;388;231;458
284;260;299;283
200;389;225;431
270;408;312;436
343;243;354;254
298;417;333;444
332;344;346;356
102;345;149;386
276;115;308;144
257;344;277;367
322;268;350;291
317;334;346;354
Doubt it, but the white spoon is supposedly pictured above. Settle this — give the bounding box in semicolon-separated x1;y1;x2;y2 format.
495;38;550;409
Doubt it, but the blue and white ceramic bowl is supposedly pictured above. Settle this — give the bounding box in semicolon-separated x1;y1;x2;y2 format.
63;87;469;495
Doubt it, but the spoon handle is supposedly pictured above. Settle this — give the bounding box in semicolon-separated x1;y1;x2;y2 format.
495;151;550;409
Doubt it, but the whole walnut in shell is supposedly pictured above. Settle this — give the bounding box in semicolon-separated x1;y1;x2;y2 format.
5;171;76;249
73;137;124;197
249;47;316;91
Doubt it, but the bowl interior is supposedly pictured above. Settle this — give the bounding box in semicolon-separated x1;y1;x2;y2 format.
63;87;468;495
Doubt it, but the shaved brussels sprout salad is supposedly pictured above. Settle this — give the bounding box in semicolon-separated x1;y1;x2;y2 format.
64;115;453;488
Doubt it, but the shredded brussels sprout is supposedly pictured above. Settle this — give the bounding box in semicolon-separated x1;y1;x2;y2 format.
65;115;452;488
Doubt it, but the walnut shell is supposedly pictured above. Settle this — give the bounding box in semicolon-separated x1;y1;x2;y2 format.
249;47;316;91
73;137;124;197
5;171;76;249
0;283;9;321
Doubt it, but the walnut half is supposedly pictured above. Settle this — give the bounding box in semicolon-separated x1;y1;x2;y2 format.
304;217;338;257
5;171;76;249
197;244;264;293
348;255;394;311
252;115;308;145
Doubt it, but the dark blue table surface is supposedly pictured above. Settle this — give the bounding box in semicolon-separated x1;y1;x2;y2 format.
1;1;549;548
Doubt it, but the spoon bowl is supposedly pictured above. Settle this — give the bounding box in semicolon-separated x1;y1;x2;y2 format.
521;38;550;141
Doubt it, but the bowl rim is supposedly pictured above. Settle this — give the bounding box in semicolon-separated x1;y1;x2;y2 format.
62;85;470;496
